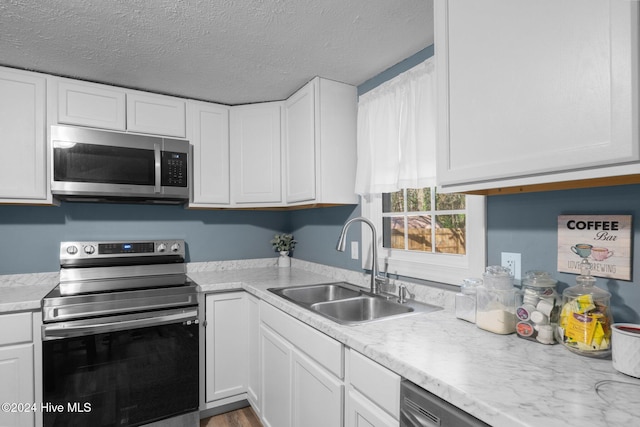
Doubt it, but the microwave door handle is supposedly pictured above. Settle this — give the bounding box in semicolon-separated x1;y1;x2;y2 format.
154;143;161;193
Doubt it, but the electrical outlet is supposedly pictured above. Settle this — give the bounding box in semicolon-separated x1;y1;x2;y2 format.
351;241;359;260
501;252;521;281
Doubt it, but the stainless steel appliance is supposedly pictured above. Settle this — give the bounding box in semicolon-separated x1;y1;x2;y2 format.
400;380;489;427
51;125;190;204
42;240;199;427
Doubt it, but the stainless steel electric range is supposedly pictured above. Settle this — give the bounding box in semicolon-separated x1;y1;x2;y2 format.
41;240;199;427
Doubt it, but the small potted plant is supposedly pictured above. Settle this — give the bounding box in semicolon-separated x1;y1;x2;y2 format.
271;233;296;267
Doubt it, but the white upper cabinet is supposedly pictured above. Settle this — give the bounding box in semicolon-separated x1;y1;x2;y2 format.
57;80;126;131
284;81;316;203
126;91;186;137
3;63;355;208
230;102;283;204
0;67;49;204
54;78;186;137
436;0;640;192
188;101;230;206
284;77;358;206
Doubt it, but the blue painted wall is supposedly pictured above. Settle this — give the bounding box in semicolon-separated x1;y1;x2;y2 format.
289;205;360;270
487;184;640;323
0;202;289;274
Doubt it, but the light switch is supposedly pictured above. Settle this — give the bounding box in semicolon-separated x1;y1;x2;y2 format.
351;241;359;260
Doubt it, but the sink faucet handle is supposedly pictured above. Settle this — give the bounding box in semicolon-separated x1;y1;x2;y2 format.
398;284;408;304
377;259;390;284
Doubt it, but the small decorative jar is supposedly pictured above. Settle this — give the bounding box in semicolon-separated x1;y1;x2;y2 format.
556;260;613;358
455;278;482;323
515;270;559;344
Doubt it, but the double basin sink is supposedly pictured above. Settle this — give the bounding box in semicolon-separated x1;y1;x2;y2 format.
269;282;441;325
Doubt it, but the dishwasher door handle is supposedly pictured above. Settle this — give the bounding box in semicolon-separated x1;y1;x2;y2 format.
400;406;441;427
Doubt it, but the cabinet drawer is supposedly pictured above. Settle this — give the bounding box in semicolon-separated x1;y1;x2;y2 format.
260;301;343;378
349;349;400;419
0;312;32;346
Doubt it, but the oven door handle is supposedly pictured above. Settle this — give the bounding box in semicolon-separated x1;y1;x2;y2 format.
42;309;198;340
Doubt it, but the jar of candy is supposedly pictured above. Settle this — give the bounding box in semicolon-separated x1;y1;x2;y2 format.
515;270;559;344
556;260;613;357
455;278;482;323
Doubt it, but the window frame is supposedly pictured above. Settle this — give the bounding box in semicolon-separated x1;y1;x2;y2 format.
360;192;486;285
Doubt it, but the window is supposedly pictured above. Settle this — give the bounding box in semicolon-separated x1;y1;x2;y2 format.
361;189;485;285
382;188;467;254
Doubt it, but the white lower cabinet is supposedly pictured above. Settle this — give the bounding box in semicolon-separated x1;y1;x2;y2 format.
258;300;344;427
204;292;249;406
201;296;403;427
291;350;343;427
246;294;261;416
259;324;293;427
346;349;400;427
0;312;37;427
346;390;398;427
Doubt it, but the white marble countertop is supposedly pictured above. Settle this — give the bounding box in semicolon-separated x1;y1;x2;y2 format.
2;260;639;426
0;272;57;313
189;262;640;427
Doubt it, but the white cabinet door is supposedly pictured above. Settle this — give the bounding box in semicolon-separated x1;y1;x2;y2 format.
314;78;358;205
188;101;230;206
204;293;248;403
126;92;186;137
0;312;34;427
436;0;640;189
284;81;316;203
0;344;34;427
0;68;48;202
283;77;358;206
247;294;261;416
346;390;398;427
259;325;292;427
230;103;282;204
57;80;126;131
292;351;343;427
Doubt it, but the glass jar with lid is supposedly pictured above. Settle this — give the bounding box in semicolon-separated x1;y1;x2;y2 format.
556;260;613;357
515;270;559;344
476;266;518;334
455;277;482;323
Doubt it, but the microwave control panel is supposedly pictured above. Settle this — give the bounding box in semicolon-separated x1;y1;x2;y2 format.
161;151;188;187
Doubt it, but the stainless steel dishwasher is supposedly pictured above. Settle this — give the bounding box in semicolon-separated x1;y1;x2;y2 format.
400;380;490;427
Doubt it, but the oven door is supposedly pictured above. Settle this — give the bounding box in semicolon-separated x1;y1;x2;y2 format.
42;308;199;427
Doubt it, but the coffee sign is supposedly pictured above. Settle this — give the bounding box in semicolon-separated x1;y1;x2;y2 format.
557;215;632;280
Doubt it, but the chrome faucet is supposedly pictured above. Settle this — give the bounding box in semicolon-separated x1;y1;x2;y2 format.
336;217;388;294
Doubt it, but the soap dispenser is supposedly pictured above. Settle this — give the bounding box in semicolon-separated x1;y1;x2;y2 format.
556;260;613;358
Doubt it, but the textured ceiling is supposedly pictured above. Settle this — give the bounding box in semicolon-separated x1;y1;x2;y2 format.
0;0;433;105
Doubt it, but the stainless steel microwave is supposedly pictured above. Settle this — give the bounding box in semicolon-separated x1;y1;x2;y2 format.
51;125;190;204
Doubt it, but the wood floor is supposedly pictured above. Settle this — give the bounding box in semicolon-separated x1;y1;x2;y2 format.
200;407;263;427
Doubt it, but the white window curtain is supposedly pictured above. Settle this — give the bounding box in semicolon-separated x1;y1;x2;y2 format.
354;57;437;196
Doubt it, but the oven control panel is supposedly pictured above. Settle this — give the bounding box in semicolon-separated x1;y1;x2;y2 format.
60;240;185;261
